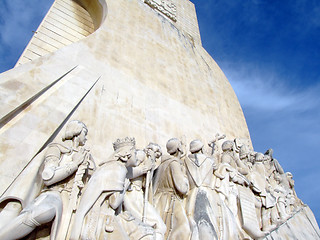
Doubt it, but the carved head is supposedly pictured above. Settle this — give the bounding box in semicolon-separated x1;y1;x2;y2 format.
264;148;274;159
263;154;272;163
189;139;204;154
221;140;234;152
63;120;88;146
145;143;162;159
113;137;137;167
239;145;249;159
274;174;282;183
286;172;295;187
255;152;264;162
166;138;183;155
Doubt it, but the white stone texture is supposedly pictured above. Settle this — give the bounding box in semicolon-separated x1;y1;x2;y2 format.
0;0;250;211
15;0;94;67
0;66;99;196
263;206;320;240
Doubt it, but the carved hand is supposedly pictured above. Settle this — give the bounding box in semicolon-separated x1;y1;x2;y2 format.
141;160;154;174
146;149;155;159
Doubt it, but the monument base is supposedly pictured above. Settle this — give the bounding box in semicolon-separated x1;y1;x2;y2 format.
263;206;320;240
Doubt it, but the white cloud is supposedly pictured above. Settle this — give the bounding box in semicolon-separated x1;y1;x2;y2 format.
220;62;320;222
223;63;320;113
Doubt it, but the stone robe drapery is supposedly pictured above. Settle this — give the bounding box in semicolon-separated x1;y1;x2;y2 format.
153;155;190;240
184;153;219;240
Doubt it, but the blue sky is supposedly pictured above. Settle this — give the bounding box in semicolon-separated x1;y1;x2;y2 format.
0;0;53;70
193;0;320;223
0;0;319;224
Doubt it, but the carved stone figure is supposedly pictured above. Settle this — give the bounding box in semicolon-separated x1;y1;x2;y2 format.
70;137;155;240
216;141;248;207
0;120;92;240
239;144;255;169
144;143;163;204
153;138;191;240
214;141;238;213
286;172;303;211
264;148;285;176
144;0;177;22
124;146;166;240
272;174;291;221
251;152;277;232
215;140;265;239
184;139;220;240
0;129;310;240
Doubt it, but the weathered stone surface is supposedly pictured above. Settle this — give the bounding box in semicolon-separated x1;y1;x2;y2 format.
0;0;251;184
264;206;320;240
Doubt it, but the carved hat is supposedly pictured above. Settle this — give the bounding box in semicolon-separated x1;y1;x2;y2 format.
221;140;234;151
239;145;249;159
264;148;274;158
166;138;181;154
255;152;264;162
145;142;161;153
189;139;204;153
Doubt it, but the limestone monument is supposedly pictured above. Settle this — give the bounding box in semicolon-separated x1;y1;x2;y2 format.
0;0;319;239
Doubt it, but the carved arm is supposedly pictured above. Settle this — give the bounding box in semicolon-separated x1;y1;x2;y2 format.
109;179;130;210
42;149;87;186
170;161;189;195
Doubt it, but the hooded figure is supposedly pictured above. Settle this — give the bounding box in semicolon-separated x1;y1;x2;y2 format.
184;139;220;240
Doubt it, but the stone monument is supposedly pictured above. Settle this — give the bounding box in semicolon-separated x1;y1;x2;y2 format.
0;0;319;239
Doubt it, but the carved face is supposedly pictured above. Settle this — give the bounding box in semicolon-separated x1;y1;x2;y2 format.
177;143;184;155
78;128;88;146
125;149;137;167
116;146;138;169
155;149;162;158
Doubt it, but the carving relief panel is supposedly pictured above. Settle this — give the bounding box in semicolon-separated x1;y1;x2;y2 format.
144;0;177;22
0;120;309;239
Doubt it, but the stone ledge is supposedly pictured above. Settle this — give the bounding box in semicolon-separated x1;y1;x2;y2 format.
263;205;320;240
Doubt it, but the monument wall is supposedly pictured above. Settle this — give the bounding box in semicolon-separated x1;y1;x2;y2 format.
15;0;95;66
0;0;250;195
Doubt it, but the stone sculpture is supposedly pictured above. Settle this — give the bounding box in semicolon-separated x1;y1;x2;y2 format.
215;141;266;239
285;172;302;211
0;120;93;240
184;139;219;240
238;144;255;169
144;0;177;22
153;138;191;240
0;121;308;239
250;152;277;232
124;146;166;240
262;149;293;226
70;137;156;240
2;0;319;238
